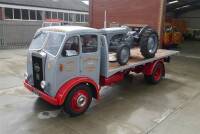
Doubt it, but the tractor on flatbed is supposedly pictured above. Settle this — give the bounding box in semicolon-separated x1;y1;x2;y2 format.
101;26;159;65
24;26;178;116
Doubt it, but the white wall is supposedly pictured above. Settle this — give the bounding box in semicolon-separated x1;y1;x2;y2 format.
179;9;200;29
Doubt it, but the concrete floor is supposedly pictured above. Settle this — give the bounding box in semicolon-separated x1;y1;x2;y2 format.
0;41;200;134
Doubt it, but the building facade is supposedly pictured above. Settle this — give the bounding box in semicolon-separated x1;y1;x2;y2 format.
0;0;89;49
89;0;165;37
0;0;89;23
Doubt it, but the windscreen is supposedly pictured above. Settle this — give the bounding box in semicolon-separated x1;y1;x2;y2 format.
29;32;48;50
29;31;65;56
44;32;65;56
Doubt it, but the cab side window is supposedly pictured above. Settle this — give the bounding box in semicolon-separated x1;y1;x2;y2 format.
81;35;98;53
62;36;79;57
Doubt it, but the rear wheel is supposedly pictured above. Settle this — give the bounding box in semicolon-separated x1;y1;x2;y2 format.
117;45;130;65
140;30;159;58
64;84;92;117
144;62;164;84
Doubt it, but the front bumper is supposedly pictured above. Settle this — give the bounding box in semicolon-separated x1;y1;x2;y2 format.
24;80;59;106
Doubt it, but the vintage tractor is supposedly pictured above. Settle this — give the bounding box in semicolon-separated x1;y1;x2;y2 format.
101;26;159;65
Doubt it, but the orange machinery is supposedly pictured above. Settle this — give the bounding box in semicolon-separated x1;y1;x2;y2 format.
163;19;186;48
163;23;183;47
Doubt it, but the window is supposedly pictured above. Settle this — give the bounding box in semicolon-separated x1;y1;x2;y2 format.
45;11;51;19
5;8;44;21
52;12;57;19
76;14;81;22
62;36;79;57
30;10;36;20
85;14;89;22
14;9;21;19
29;32;48;50
69;13;74;22
58;12;63;20
44;32;65;56
64;13;68;21
37;11;42;20
81;35;98;53
81;14;85;22
22;9;29;20
5;8;13;19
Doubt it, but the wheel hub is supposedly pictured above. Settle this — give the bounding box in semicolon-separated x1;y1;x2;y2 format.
147;35;157;54
76;95;87;108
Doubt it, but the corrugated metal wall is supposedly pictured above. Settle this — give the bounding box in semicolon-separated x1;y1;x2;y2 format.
0;20;89;49
0;20;42;49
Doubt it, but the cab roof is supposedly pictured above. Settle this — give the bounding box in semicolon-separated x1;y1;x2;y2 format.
40;26;99;34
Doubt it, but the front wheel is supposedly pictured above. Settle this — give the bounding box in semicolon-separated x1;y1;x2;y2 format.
64;84;92;117
117;45;130;65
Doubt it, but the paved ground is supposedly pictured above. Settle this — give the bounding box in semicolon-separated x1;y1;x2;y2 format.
0;41;200;134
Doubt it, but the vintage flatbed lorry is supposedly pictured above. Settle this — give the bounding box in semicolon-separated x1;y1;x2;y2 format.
24;26;179;116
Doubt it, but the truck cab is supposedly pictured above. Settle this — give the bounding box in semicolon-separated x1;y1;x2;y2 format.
25;26;102;96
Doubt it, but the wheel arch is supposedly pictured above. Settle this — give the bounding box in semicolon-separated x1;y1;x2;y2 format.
55;77;100;105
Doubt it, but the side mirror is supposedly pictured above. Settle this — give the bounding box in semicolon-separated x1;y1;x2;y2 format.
65;50;77;57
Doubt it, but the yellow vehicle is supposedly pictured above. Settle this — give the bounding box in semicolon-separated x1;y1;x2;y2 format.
163;23;183;47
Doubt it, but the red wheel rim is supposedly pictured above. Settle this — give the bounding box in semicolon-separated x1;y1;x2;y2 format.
154;65;162;81
70;90;89;113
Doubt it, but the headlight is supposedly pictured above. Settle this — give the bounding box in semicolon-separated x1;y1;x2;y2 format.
24;72;28;80
40;81;47;89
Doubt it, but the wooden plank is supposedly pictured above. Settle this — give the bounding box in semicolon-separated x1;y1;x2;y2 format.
107;48;179;77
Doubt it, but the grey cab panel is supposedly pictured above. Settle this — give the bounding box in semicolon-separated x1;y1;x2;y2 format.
80;34;100;83
54;33;101;96
55;35;81;96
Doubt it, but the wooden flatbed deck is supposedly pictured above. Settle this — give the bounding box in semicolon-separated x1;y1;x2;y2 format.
107;48;179;77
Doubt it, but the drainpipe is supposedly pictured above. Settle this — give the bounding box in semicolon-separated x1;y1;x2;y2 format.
104;10;107;28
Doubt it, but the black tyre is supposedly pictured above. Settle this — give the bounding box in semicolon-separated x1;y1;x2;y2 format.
144;62;164;84
140;30;159;58
117;45;130;65
64;84;92;117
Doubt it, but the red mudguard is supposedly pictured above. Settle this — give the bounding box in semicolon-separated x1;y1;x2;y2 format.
24;77;99;106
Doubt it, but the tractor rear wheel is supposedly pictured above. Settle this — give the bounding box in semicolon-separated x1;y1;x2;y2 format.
140;30;159;58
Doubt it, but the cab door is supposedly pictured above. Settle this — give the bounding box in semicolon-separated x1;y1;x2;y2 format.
55;35;80;90
80;34;100;83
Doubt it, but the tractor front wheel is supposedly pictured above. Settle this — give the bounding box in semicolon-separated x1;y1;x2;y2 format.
117;45;130;65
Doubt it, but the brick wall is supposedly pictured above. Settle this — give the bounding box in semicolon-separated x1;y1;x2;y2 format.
0;7;2;20
90;0;166;36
